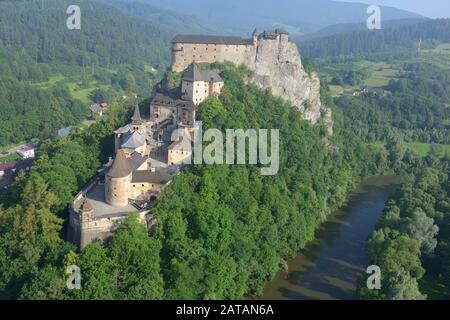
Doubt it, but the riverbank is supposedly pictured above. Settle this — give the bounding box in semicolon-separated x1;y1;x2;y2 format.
258;175;401;300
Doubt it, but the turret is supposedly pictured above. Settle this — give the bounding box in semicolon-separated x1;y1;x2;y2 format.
105;149;132;207
131;104;143;132
275;28;289;42
252;28;258;46
80;199;94;222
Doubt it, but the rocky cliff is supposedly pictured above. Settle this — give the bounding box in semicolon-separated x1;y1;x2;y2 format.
247;39;333;134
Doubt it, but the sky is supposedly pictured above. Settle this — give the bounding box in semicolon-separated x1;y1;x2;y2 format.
335;0;450;18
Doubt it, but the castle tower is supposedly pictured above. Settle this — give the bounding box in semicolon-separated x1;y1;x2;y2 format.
105;149;132;207
275;28;289;43
252;29;258;46
131;104;144;132
181;62;203;104
80;198;94;222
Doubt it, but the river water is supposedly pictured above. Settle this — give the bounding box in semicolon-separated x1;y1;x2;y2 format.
259;176;401;300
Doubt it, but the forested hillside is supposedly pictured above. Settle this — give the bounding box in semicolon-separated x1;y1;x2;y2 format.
299;19;450;61
0;64;392;299
121;0;421;34
335;62;450;145
0;0;173;147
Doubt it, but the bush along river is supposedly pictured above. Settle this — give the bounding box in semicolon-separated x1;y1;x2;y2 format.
259;176;402;300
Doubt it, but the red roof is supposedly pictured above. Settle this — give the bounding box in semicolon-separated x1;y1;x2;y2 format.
0;162;18;171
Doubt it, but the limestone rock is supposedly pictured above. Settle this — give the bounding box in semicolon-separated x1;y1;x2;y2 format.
247;39;332;133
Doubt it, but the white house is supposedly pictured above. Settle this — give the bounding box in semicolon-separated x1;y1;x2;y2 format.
17;146;35;159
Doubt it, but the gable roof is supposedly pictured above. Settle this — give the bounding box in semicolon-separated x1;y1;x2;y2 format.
182;63;223;83
90;104;102;113
275;28;289;35
107;149;132;178
151;93;196;110
0;162;17;171
131;169;173;185
173;34;251;45
121;131;147;150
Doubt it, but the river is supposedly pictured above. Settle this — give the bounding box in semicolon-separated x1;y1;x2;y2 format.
259;176;401;300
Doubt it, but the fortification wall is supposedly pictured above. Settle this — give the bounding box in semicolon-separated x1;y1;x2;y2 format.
70;209;149;249
172;42;256;73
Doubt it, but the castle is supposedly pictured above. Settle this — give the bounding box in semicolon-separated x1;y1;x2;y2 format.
172;28;331;130
69;28;329;249
69;62;224;249
171;28;289;72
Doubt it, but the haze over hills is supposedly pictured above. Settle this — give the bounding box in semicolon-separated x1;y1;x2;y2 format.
100;0;224;35
115;0;423;34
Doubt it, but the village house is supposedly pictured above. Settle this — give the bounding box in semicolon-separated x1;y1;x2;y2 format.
90;102;109;118
16;146;35;159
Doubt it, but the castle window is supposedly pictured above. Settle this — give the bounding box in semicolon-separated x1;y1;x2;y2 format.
142;184;145;187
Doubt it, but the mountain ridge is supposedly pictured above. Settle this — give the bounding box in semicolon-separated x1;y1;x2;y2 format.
114;0;423;34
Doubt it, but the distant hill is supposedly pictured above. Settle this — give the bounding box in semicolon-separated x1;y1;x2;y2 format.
102;0;225;35
116;0;423;35
0;0;172;68
296;18;427;41
0;0;175;146
297;19;450;60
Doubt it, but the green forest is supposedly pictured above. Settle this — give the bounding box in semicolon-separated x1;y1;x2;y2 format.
0;63;389;299
298;19;450;61
0;1;449;300
335;62;450;145
359;154;450;299
0;0;172;147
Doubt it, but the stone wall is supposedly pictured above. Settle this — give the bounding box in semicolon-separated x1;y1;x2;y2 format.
172;42;255;73
128;181;163;199
70;209;149;249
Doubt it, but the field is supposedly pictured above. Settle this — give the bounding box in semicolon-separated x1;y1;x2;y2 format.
420;43;450;69
32;74;110;105
0;142;25;153
371;141;450;157
323;61;402;96
322;42;450;96
406;142;450;157
0;153;20;164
